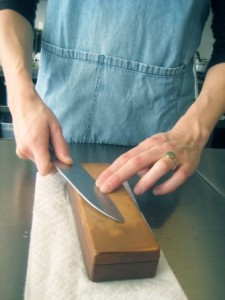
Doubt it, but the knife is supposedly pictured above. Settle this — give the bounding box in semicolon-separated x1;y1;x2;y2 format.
50;147;124;223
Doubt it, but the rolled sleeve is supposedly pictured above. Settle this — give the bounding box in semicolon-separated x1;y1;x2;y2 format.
0;0;39;27
208;0;225;68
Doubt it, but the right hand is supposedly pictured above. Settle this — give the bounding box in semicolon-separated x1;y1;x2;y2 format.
10;85;73;175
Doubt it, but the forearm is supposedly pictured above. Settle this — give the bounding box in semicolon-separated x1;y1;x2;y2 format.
197;63;225;131
173;63;225;148
0;9;34;111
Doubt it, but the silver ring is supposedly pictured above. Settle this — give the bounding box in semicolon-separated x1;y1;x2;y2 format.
165;151;177;170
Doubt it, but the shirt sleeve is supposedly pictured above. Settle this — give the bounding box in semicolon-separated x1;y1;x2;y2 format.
0;0;39;27
208;0;225;68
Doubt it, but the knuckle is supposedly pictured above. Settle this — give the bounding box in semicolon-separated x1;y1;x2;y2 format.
150;135;160;143
16;151;25;159
52;122;62;133
139;137;152;147
118;151;132;164
163;143;175;153
130;155;144;168
110;172;123;186
16;146;27;159
151;134;166;144
160;159;172;170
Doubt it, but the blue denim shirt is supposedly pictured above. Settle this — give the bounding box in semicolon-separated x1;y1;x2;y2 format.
36;0;210;146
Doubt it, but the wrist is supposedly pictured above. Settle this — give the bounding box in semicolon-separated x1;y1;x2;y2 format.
7;70;36;113
172;106;211;150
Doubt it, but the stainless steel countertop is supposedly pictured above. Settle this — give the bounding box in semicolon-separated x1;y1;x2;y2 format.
0;140;36;300
1;140;225;300
197;148;225;198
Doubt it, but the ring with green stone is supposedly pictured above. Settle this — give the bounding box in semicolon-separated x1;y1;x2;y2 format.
165;151;177;170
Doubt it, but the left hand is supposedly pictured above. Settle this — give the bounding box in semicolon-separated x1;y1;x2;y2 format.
96;130;202;195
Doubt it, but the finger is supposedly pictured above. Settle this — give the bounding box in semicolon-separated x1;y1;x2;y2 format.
97;150;158;193
35;153;55;175
133;156;177;195
16;148;30;160
16;144;35;162
33;142;56;176
96;136;166;185
137;167;150;177
96;148;141;184
96;141;152;183
49;122;73;165
96;144;156;186
153;167;190;195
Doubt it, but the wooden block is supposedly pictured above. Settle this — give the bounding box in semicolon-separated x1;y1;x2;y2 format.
67;163;160;282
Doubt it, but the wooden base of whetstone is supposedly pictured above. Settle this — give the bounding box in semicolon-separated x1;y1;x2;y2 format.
67;163;160;282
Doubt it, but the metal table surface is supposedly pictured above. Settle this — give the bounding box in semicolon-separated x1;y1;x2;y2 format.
197;148;225;198
0;140;36;300
1;140;225;300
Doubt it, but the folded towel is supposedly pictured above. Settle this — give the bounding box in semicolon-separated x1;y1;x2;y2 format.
25;172;187;300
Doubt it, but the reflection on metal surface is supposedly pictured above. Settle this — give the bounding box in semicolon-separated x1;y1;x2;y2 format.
0;140;36;299
197;148;225;198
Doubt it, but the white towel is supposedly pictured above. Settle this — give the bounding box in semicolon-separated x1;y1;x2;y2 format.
25;172;187;300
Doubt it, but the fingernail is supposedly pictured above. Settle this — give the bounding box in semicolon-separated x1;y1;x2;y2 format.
153;188;159;195
99;182;112;193
65;155;73;164
96;176;106;187
95;179;102;188
133;186;142;195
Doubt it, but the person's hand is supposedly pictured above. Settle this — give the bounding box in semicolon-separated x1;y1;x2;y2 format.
96;130;203;195
10;87;73;175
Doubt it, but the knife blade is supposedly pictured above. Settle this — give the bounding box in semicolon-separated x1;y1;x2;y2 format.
50;148;124;223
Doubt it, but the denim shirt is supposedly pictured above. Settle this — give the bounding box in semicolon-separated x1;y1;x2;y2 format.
36;0;210;146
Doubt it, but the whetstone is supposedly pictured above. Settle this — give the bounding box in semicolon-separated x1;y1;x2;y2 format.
67;163;160;282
